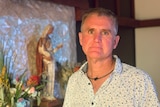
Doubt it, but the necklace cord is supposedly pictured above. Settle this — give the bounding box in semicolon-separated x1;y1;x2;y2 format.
87;69;113;81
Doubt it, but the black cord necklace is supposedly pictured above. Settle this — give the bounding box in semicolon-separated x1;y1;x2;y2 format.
87;70;113;81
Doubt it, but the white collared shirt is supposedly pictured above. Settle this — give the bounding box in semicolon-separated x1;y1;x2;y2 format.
63;55;159;107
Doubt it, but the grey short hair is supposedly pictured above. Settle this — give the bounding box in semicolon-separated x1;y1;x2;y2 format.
81;8;118;35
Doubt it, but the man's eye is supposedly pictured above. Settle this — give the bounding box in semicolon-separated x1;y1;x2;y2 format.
88;29;94;34
101;31;109;36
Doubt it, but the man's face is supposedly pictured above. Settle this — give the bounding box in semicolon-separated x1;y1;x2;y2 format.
79;14;120;60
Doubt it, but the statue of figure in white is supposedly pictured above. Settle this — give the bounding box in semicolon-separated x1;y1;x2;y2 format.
36;24;62;100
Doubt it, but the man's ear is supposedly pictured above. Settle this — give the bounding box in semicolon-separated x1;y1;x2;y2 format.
113;35;120;49
78;32;83;46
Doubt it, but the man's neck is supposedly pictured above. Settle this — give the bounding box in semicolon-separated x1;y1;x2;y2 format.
87;57;115;76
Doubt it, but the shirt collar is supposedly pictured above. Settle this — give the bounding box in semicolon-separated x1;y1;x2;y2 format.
79;55;123;74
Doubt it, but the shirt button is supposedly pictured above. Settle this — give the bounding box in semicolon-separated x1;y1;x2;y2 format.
88;83;91;85
91;102;94;105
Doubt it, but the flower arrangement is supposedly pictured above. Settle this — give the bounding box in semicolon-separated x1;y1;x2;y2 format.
0;65;45;107
0;50;45;107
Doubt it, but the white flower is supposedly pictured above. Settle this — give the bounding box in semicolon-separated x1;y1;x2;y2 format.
9;88;16;94
31;91;37;98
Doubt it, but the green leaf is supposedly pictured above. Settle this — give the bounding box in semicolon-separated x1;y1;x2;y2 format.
0;51;4;72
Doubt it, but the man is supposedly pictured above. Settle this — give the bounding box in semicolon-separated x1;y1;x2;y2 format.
63;8;159;107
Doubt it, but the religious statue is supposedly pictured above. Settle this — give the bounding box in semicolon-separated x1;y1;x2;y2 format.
36;24;63;100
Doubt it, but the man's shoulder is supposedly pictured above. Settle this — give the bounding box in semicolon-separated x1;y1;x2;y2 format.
71;69;83;77
121;63;151;80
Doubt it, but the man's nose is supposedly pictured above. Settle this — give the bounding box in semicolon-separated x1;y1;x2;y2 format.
94;33;102;42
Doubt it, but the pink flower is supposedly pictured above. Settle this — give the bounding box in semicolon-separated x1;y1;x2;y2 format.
28;87;35;94
27;87;38;97
17;98;24;102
